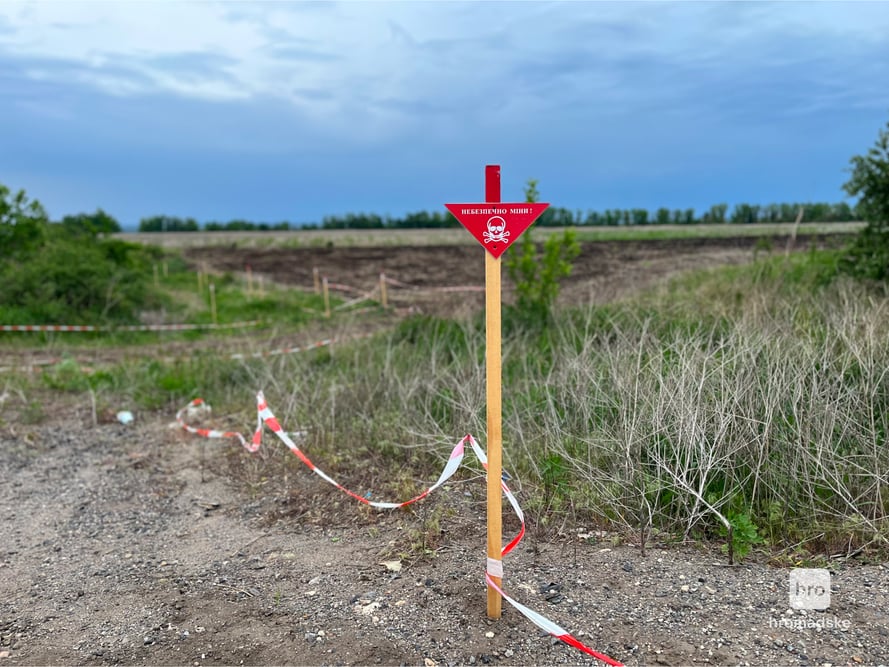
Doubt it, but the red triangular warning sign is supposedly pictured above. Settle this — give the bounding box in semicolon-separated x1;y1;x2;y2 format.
445;202;550;259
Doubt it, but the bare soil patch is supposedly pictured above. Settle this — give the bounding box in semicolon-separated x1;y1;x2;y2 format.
184;235;847;317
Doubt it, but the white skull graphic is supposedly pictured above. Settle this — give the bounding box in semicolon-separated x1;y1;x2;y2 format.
482;215;510;244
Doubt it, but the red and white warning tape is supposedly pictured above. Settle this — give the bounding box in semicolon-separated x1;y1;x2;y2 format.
1;325;99;332
176;392;623;666
0;334;372;374
325;282;364;294
384;275;485;293
0;320;263;333
228;333;377;361
333;286;380;311
229;338;334;360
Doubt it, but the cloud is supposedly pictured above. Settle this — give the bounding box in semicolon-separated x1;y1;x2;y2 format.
1;1;888;148
264;44;342;63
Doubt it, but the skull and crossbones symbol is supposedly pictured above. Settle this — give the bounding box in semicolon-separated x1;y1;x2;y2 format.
482;215;510;245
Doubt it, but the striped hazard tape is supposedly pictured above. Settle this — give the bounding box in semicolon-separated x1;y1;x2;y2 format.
0;334;371;375
176;392;623;666
325;282;364;294
229;338;334;360
384;275;485;293
1;320;263;333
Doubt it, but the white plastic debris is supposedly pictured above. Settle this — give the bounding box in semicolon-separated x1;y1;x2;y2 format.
116;411;134;425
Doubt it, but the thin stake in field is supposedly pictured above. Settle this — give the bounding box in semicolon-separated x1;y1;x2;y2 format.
322;276;331;318
446;166;549;619
313;267;321;295
380;272;388;309
209;283;218;325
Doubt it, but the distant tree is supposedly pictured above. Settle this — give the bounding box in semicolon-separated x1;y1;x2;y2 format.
402;211;432;228
138;215;198;232
830;202;853;222
631;208;649;225
807;202;830;222
730;204;761;224
223;220;248;231
710;204;728;223
841;117;889;280
762;204;780;223
60;209;121;237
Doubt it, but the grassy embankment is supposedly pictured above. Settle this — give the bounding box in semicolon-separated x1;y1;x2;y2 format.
3;243;887;563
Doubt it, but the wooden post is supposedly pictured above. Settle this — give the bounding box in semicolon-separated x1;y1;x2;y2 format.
313;267;321;294
445;167;549;623
209;283;218;325
380;272;388;309
484;164;503;620
322;276;331;318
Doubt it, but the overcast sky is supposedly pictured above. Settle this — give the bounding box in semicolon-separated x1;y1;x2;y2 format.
2;1;888;228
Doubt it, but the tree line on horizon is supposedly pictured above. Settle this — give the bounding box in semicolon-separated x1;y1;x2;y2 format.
136;200;861;232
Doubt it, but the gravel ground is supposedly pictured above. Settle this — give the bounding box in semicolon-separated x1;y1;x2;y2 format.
1;402;888;667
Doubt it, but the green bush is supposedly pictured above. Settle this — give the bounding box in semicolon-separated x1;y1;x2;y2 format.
0;183;159;324
0;184;48;260
504;179;580;327
841;117;889;280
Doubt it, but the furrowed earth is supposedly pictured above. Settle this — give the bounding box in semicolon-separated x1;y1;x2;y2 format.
2;233;888;667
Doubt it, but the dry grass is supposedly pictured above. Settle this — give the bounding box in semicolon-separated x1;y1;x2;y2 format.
19;251;885;560
214;255;889;559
